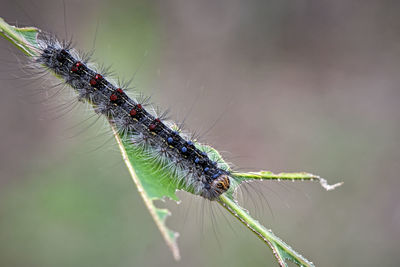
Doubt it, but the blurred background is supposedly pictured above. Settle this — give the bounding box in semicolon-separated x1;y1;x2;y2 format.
1;0;399;266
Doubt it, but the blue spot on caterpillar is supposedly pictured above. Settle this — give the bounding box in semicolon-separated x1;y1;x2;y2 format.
36;34;230;200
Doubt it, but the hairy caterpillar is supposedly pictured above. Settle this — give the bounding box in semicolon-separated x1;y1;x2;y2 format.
34;34;231;200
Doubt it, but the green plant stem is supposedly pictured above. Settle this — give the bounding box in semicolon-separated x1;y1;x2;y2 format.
218;194;314;267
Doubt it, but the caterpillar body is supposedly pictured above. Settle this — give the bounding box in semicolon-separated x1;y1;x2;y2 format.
35;34;231;200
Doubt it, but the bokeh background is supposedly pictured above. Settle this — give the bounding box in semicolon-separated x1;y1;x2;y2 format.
1;0;400;266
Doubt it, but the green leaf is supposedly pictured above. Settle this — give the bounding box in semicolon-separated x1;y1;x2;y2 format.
0;18;343;266
0;17;39;57
115;130;181;259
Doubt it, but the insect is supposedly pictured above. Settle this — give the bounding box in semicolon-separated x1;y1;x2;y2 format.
35;34;231;200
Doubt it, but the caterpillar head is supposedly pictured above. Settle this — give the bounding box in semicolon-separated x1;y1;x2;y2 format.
202;174;231;200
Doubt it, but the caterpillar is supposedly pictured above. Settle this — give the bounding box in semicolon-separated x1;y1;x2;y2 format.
34;34;231;200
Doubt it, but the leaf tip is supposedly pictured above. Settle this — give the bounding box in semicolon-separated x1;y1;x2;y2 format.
319;177;343;191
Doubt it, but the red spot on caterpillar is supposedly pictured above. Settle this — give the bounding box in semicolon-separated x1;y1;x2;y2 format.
71;61;82;72
90;74;103;86
129;108;137;116
155;118;161;123
116;88;123;94
149;124;157;131
136;104;142;109
110;94;118;101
